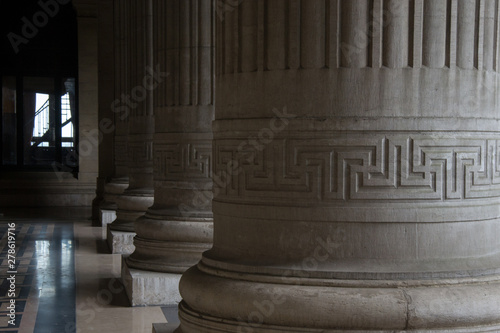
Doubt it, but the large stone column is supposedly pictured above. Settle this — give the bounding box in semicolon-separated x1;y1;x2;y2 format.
98;0;129;227
177;1;500;331
108;0;154;254
123;0;214;306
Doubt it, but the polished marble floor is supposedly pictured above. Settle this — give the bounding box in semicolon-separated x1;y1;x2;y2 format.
0;212;169;333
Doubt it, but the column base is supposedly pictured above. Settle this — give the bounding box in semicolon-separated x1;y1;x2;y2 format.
109;188;154;232
122;257;182;306
107;225;136;254
178;265;500;332
152;323;178;333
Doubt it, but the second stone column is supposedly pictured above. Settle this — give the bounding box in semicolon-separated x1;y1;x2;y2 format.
122;0;214;306
107;0;155;255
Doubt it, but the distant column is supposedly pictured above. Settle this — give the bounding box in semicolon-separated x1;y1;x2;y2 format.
98;0;129;226
126;0;214;278
109;0;154;235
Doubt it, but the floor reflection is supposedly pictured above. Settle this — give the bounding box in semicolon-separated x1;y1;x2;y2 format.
0;217;167;333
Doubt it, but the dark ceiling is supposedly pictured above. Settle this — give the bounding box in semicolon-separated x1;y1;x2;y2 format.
0;0;78;77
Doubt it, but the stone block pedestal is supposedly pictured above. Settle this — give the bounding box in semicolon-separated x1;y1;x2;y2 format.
107;225;135;254
99;209;117;227
122;257;181;306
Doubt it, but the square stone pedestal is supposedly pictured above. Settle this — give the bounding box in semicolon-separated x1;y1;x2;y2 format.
99;208;117;227
122;258;182;306
106;225;136;254
152;323;178;333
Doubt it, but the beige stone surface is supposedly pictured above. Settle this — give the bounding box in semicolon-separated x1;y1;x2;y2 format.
107;226;135;255
122;258;181;306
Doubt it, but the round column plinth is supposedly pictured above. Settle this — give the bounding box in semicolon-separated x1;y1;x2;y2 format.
178;264;500;332
100;177;129;210
126;211;213;273
109;188;154;232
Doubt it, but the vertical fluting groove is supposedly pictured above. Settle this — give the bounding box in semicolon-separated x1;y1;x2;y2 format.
136;0;142;109
133;0;139;115
180;0;190;104
226;0;236;74
340;0;370;68
423;0;448;68
409;0;415;66
143;0;149;114
372;0;383;68
152;0;157;107
446;0;452;67
126;0;131;94
383;0;410;68
237;3;242;72
367;0;375;67
325;0;330;68
257;0;265;71
122;0;127;98
263;0;269;70
266;0;287;70
494;0;499;71
125;0;130;95
114;0;121;109
300;0;326;68
327;0;340;68
240;0;258;72
233;0;240;73
191;0;199;106
140;0;146;114
449;0;458;67
174;0;180;105
162;0;168;107
483;0;496;70
476;0;484;69
325;0;331;68
223;0;233;73
413;0;424;67
146;0;153;116
457;0;478;69
119;0;124;102
288;0;301;69
199;0;212;104
127;0;133;109
156;0;161;107
217;1;224;75
166;0;175;107
285;0;290;68
211;0;215;104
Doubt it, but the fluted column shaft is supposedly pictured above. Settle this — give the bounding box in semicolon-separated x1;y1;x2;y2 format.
177;1;500;332
110;0;154;232
126;0;214;272
100;0;130;211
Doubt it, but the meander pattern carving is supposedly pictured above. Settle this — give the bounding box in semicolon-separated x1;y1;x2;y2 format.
214;135;500;202
128;140;154;168
154;141;212;181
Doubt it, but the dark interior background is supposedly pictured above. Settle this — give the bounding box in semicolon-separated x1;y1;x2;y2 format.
0;0;78;77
